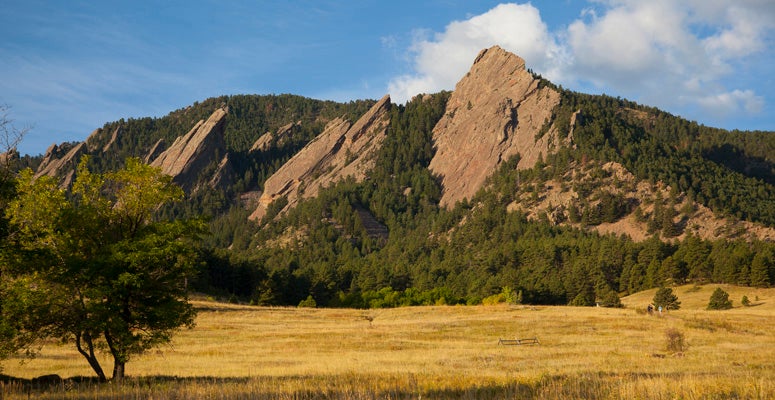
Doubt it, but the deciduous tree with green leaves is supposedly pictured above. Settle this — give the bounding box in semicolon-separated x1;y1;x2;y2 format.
0;105;30;365
5;157;204;381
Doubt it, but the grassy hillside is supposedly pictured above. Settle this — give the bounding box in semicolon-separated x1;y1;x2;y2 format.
4;285;773;399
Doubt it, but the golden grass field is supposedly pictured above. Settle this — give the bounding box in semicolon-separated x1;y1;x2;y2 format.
2;284;774;399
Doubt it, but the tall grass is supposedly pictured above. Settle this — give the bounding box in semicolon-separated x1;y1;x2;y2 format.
2;284;774;399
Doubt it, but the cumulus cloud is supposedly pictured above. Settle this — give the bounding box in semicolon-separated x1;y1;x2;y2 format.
388;3;564;103
388;1;773;124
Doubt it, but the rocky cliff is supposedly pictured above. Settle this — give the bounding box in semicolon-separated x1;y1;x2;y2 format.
428;45;562;208
149;106;229;192
34;141;89;188
249;95;392;221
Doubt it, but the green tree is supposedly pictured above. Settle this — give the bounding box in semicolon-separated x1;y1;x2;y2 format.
707;287;733;310
653;287;681;311
6;157;204;381
0;105;30;364
750;247;773;288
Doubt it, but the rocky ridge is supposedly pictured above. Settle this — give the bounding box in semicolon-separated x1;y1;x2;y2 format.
34;141;89;188
249;95;392;221
149;106;229;193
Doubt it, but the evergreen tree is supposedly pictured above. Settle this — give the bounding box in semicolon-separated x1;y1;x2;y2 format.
653;287;681;310
750;247;773;288
707;287;733;310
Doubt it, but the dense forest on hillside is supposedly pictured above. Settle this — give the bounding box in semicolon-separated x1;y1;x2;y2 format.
196;89;775;308
11;87;775;308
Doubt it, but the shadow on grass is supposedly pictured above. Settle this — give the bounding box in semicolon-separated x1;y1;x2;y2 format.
0;373;540;400
0;370;729;399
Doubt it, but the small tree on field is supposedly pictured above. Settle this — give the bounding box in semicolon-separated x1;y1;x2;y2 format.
707;287;733;310
653;287;681;311
5;157;204;381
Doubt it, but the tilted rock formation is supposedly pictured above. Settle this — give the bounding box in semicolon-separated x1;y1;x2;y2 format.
144;138;166;164
249;95;392;221
429;46;562;208
150;107;229;192
34;141;89;188
102;126;121;152
209;154;233;189
250;121;301;153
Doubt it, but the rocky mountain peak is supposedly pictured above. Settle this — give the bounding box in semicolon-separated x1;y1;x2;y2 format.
429;45;562;208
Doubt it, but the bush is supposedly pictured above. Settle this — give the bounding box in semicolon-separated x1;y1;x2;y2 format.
298;295;317;308
741;295;751;307
665;328;687;353
707;287;733;310
482;287;522;305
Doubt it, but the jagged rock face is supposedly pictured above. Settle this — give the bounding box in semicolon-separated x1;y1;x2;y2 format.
429;45;562;208
35;141;88;188
150;107;228;192
249;95;392;221
250;121;301;153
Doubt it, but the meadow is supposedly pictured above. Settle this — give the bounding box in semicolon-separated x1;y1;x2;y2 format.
2;284;773;399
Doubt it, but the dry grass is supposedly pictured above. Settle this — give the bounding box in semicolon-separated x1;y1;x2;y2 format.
2;284;774;399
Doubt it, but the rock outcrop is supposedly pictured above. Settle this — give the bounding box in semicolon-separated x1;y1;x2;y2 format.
249;95;392;221
250;121;301;153
34;141;89;188
102;126;120;152
428;46;562;208
150;107;229;192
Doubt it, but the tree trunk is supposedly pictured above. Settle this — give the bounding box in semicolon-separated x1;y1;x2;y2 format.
104;330;127;381
75;332;107;382
112;360;125;381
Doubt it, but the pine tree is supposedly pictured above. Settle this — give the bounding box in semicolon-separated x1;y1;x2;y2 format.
750;247;773;288
707;287;733;310
653;287;681;310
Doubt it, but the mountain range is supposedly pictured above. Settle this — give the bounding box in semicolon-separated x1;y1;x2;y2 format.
9;46;775;306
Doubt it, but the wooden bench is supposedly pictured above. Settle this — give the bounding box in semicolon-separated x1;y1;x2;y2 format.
498;337;540;346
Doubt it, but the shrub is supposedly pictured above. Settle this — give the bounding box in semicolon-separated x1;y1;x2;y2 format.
741;295;751;307
665;328;687;353
482;287;522;305
707;287;733;310
298;295;317;308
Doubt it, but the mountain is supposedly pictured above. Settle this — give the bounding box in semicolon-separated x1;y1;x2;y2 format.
429;46;562;207
15;46;775;307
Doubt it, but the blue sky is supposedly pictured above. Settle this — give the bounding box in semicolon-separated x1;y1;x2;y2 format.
2;1;773;155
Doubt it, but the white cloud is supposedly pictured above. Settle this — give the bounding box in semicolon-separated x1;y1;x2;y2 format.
698;89;764;116
388;1;773;124
565;0;773;118
388;3;563;103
